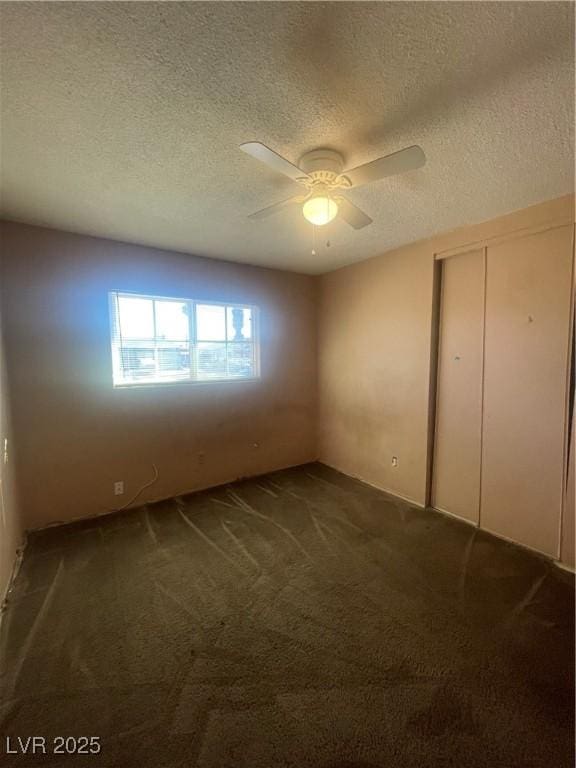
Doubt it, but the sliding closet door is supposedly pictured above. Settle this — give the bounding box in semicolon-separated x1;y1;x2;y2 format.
432;249;484;523
481;225;573;557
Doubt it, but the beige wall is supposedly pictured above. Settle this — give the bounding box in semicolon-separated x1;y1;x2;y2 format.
0;282;23;601
0;222;317;529
1;197;574;568
318;238;435;506
319;195;575;564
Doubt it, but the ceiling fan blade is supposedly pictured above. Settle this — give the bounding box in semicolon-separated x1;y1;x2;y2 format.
336;196;373;230
240;142;310;183
344;145;426;188
248;196;302;221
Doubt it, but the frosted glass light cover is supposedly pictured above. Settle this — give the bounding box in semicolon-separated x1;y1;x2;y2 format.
302;196;338;226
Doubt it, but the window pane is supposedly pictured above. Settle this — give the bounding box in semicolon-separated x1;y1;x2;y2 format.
111;292;258;387
196;304;226;341
227;307;252;341
227;342;254;378
157;343;190;378
197;342;226;379
121;346;156;380
118;296;154;339
155;300;189;341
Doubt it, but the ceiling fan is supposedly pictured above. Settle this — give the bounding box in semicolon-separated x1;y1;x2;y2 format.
240;142;426;230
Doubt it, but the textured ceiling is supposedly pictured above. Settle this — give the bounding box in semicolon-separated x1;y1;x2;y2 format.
0;2;574;274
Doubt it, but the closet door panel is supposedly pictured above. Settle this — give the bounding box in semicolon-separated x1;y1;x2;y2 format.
481;225;573;556
432;249;484;523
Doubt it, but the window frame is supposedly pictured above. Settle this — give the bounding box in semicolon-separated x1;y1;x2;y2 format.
109;291;261;388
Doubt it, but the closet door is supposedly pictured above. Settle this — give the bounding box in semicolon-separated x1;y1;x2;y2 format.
432;249;484;523
481;225;573;557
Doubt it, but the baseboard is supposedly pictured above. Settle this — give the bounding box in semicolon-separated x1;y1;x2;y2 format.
25;458;321;534
0;532;27;630
431;504;478;527
318;461;426;509
321;462;574;571
479;523;563;563
432;509;573;569
438;516;574;571
554;559;575;574
21;459;575;578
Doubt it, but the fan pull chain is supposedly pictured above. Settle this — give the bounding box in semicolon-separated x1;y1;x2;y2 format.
311;226;332;256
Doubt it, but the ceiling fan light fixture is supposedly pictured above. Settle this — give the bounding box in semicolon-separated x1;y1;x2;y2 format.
302;194;338;226
241;141;426;230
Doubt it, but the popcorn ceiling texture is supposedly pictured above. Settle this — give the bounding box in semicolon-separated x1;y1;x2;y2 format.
0;1;574;274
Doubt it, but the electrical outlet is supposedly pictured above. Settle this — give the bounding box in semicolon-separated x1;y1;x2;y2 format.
114;481;124;496
391;456;398;468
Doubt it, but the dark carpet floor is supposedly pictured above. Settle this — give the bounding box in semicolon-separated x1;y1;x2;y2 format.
0;463;574;768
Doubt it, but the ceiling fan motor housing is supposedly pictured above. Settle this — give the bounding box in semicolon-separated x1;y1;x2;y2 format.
298;149;347;187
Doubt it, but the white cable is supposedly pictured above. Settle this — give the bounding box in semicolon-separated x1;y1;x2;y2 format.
107;463;159;513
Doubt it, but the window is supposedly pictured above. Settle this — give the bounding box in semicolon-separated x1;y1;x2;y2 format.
109;292;259;387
